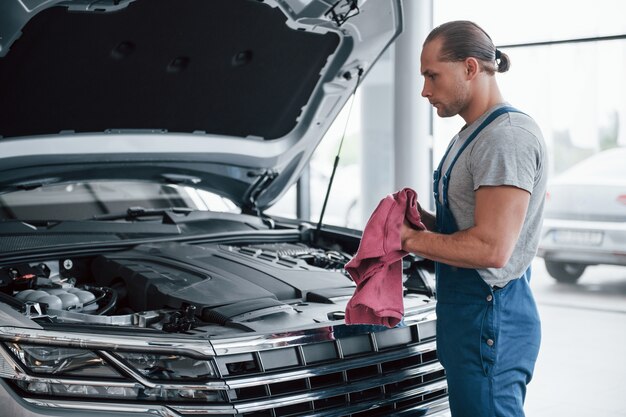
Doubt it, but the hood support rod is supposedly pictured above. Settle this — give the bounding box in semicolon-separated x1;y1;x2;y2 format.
315;68;363;239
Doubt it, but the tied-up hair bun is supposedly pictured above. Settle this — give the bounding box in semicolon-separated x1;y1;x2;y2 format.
494;48;509;72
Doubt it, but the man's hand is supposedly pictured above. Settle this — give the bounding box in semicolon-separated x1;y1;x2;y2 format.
417;205;437;231
400;218;412;250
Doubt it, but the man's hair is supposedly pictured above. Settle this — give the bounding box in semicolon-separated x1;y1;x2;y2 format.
424;20;510;74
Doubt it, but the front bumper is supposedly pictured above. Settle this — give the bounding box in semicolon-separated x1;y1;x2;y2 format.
2;385;450;417
0;306;449;417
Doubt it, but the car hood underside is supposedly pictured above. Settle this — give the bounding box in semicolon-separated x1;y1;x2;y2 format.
0;0;402;210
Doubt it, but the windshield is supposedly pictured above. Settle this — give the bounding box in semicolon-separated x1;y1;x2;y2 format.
0;181;240;221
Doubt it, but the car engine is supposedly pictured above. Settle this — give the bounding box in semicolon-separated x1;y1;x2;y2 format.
3;241;426;333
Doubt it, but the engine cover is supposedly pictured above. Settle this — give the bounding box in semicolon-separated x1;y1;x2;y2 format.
92;242;355;313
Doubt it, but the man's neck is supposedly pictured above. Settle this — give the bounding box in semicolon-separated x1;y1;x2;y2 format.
460;78;504;125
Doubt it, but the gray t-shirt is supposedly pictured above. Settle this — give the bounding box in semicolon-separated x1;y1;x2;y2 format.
438;103;548;287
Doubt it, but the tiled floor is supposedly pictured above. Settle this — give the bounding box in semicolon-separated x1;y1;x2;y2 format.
524;261;626;416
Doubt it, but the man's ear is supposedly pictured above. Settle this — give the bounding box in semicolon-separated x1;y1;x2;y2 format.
465;57;480;79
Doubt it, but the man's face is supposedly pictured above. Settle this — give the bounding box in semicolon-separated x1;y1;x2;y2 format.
420;38;470;118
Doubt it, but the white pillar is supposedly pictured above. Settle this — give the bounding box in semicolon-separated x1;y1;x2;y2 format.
393;0;434;209
358;53;395;226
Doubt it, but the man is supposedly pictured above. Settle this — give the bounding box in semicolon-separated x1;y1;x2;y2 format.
400;21;547;417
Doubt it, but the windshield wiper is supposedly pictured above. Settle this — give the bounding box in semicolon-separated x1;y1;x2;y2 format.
91;206;195;221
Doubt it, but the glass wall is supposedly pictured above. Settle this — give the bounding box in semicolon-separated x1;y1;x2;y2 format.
433;39;626;176
432;1;626;170
434;0;626;44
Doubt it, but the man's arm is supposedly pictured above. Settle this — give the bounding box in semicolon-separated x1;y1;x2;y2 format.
401;185;530;269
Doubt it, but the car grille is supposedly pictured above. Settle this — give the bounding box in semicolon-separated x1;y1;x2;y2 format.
172;318;448;417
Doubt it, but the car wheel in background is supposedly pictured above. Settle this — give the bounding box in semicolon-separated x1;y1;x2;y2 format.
545;260;587;283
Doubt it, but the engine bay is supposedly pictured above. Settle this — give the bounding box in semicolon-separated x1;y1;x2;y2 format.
0;240;435;334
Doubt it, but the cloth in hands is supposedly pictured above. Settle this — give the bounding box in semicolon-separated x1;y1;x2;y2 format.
344;187;425;327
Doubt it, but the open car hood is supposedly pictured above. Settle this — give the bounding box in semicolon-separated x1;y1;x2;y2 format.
0;0;402;211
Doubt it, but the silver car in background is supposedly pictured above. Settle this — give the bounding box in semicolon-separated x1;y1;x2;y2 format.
538;147;626;283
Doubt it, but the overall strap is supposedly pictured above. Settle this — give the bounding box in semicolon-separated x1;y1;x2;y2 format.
432;138;457;206
441;106;523;207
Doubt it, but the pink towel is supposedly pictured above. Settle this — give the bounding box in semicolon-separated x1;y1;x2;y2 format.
344;188;425;328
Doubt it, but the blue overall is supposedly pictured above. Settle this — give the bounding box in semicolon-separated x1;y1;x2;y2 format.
433;107;542;417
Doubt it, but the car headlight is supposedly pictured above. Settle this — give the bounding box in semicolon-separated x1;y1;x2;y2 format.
115;351;218;380
2;342;225;402
13;380;225;402
15;380;141;400
5;342;122;378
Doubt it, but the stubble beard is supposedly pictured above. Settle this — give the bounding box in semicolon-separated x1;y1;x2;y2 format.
437;81;469;118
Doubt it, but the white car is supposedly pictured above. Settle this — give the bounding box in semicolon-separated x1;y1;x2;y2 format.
538;147;626;283
0;1;448;416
